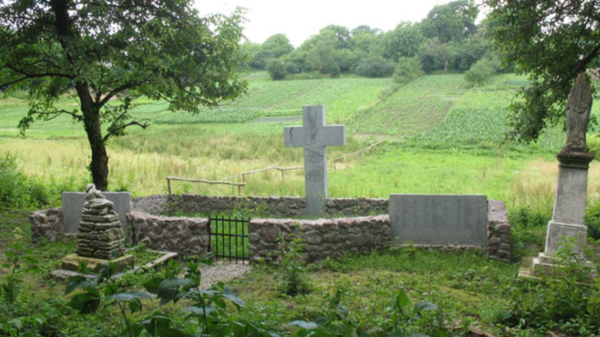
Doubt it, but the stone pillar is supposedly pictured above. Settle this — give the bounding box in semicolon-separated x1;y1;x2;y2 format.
520;73;597;279
543;153;593;259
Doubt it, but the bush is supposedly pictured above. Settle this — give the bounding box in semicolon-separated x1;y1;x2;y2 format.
499;243;600;335
0;154;50;209
266;59;287;80
393;56;425;84
586;200;600;240
464;57;500;87
355;57;395;78
276;233;310;296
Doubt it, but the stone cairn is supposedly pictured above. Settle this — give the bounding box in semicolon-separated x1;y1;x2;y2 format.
76;184;126;260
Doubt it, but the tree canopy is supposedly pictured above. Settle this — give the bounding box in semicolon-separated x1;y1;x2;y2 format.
0;0;247;190
486;0;600;142
421;0;478;43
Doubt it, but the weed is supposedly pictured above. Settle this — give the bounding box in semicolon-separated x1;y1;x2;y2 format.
276;232;311;297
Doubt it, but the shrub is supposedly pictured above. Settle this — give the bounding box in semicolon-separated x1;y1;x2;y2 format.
355;57;395;78
586;200;600;240
499;242;600;335
275;233;310;296
266;58;287;80
0;153;50;209
464;57;501;87
393;56;425;84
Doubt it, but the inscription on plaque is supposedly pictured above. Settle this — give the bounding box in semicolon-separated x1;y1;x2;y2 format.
390;194;488;246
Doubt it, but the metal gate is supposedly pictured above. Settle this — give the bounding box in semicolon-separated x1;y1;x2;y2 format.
208;216;250;264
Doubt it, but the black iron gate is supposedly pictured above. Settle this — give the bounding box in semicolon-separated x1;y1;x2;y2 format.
208;216;250;264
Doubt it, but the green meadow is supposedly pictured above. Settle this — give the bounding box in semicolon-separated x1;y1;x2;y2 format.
1;72;598;216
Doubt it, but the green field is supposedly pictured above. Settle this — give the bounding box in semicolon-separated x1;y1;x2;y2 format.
0;72;599;213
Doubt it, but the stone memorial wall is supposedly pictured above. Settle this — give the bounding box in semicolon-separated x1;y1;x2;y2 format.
62;192;132;233
30;208;64;243
487;200;512;262
390;194;488;246
249;215;392;263
30;194;511;263
132;194;389;218
126;211;210;256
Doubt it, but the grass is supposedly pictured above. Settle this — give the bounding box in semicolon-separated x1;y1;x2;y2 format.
1;72;599;216
0;211;532;336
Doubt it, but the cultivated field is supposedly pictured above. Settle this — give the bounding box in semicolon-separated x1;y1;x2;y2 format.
0;72;599;215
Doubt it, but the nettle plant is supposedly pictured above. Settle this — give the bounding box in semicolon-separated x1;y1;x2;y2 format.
290;288;453;337
275;231;311;297
66;259;278;337
500;238;600;335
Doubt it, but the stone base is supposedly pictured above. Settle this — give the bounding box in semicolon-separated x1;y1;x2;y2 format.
545;221;587;258
61;254;134;274
519;253;597;281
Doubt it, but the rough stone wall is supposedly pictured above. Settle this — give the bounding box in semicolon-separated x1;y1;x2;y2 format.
487;200;512;262
132;195;170;215
132;194;388;217
126;211;210;256
30;208;64;243
248;215;392;263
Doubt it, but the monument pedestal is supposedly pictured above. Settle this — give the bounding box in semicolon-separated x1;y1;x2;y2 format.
521;252;597;281
61;253;134;274
520;143;597;280
544;220;587;258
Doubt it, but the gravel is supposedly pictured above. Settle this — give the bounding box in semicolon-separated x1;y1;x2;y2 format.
199;262;251;288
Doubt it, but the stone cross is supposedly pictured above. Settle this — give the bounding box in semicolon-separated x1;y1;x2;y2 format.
285;105;346;217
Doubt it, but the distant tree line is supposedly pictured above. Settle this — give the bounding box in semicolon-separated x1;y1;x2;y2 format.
241;0;505;85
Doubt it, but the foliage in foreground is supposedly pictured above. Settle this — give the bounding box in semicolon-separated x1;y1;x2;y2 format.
2;210;600;336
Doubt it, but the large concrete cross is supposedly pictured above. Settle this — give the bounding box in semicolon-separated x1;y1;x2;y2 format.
285;105;346;217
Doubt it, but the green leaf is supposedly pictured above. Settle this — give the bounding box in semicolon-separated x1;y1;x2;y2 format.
288;320;319;330
224;292;246;307
106;292;152;303
65;275;90;295
7;318;22;329
395;290;411;310
414;301;437;312
69;293;101;314
183;305;216;316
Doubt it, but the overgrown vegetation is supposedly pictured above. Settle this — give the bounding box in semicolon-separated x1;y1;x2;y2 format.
3;210;598;336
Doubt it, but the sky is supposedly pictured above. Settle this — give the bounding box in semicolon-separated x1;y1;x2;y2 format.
193;0;460;47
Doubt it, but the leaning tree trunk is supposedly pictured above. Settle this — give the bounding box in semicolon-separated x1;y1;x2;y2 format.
78;85;109;191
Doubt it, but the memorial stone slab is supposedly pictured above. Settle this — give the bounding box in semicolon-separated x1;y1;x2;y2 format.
62;192;132;233
390;194;488;246
284;105;346;216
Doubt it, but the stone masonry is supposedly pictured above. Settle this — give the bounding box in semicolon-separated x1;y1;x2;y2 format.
127;211;210;256
487;200;511;262
249;215;392;263
30;208;63;243
132;194;389;217
76;214;126;259
32;195;511;262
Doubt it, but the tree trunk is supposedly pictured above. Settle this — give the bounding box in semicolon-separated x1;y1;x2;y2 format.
77;84;109;191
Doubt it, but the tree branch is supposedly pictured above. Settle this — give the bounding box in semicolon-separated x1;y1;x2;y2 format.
98;81;139;107
103;120;149;142
5;64;74;79
30;109;84;121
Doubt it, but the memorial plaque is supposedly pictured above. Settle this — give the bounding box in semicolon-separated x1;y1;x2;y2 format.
390;194;488;246
62;192;132;233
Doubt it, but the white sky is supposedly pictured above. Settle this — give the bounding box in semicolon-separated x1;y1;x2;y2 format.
194;0;460;47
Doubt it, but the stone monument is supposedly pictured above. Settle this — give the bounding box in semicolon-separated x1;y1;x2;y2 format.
522;73;597;278
284;105;346;216
61;184;134;274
